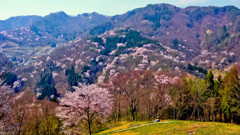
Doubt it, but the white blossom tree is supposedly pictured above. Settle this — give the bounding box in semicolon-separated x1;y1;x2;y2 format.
56;84;113;135
0;86;13;119
0;85;14;133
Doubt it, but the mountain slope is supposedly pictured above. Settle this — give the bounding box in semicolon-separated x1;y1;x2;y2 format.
15;28;199;92
90;4;240;69
0;12;109;65
3;4;240;92
0;15;42;32
2;4;240;69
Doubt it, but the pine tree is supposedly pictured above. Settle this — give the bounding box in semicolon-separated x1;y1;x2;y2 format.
205;70;215;97
214;75;222;97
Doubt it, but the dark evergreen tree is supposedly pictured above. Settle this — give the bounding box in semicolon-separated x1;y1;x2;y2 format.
37;69;57;101
205;70;215;97
65;65;81;91
214;75;223;97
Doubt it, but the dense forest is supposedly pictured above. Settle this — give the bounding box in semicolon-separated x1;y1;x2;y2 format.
1;63;240;134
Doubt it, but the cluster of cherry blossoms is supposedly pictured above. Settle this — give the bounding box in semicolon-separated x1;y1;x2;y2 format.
56;84;113;128
0;85;14;129
154;74;179;85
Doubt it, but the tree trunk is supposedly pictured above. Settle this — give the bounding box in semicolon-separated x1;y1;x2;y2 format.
209;111;211;121
198;111;200;121
18;123;21;135
147;101;150;120
118;98;121;122
212;114;215;122
190;107;196;120
222;112;224;122
88;120;92;135
87;107;92;135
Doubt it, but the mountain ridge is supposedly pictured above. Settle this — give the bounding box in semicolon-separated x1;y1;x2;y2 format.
0;15;42;32
0;11;109;64
1;3;240;74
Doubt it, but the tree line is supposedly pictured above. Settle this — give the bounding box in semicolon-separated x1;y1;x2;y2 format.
1;65;240;134
107;67;240;124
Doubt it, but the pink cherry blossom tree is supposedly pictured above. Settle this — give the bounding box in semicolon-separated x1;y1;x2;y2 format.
56;84;113;135
0;86;13;119
0;85;14;133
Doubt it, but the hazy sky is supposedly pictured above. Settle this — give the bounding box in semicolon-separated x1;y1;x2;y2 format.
1;0;240;20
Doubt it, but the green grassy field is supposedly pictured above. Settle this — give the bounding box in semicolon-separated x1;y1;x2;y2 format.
96;120;240;135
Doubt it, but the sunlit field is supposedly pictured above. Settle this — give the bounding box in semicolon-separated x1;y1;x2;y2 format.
97;120;240;135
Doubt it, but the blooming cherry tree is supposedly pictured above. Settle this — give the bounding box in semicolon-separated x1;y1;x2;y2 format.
0;85;13;118
57;84;112;135
154;74;178;85
0;85;14;132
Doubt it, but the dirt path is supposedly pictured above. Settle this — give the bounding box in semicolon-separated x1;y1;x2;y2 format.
110;121;172;134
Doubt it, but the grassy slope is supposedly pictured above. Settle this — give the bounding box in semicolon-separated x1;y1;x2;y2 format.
96;120;240;135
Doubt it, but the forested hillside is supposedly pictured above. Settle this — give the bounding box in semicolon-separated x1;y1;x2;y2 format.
0;3;240;135
0;12;109;65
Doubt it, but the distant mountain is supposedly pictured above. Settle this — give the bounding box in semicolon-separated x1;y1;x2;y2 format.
89;4;240;69
2;3;240;88
0;15;42;32
31;11;109;40
0;11;109;64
